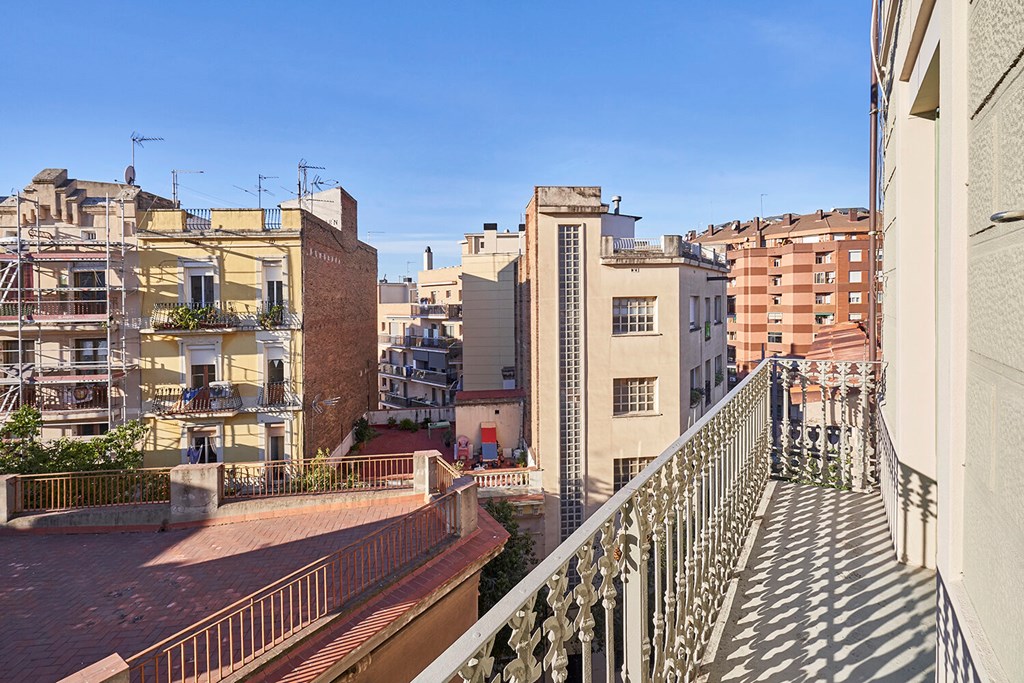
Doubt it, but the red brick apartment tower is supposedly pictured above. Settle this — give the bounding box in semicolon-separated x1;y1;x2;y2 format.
695;209;882;378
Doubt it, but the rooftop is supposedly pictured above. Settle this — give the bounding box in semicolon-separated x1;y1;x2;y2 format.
694;208;871;246
0;500;421;682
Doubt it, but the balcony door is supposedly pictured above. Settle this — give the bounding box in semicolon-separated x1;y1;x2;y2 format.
188;270;215;307
263;260;284;307
265;347;285;404
73;270;105;314
75;338;107;375
187;427;219;464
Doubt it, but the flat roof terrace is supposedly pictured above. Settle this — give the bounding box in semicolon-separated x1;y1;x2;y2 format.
0;500;421;682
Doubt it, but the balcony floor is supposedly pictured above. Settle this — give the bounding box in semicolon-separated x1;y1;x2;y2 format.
705;481;936;683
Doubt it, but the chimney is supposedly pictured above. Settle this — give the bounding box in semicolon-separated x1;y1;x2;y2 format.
483;222;498;253
849;208;859;221
518;223;526;232
816;209;824;219
685;229;697;242
423;246;433;271
611;195;622;214
784;213;793;227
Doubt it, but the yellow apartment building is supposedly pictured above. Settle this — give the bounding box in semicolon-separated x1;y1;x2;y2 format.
138;193;376;467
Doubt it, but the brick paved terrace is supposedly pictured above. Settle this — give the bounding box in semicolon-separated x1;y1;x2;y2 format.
0;500;421;683
358;422;453;458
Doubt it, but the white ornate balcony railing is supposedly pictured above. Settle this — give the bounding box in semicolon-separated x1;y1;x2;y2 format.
415;357;883;683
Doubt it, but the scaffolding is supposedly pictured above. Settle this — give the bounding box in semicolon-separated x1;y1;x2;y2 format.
0;192;135;434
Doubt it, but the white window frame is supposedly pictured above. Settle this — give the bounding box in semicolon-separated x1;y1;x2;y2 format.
612;297;657;335
849;291;863;304
612;377;657;416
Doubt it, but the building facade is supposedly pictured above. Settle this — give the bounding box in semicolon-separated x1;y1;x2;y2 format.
694;209;878;378
377;250;463;410
459;223;522;391
879;0;1024;679
0;169;174;438
137;196;376;467
519;186;729;554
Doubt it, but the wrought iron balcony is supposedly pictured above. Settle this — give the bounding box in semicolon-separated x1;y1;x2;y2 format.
0;298;108;322
257;381;299;408
377;334;462;351
410;303;462;319
148;300;292;331
379;362;456;387
415;358;930;683
150;383;242;415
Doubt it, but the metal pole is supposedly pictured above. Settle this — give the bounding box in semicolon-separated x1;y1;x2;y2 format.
15;193;23;407
106;194;113;427
868;0;880;363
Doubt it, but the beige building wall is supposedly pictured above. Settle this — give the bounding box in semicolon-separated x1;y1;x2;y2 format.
460;226;522;391
881;0;1022;679
522;187;728;555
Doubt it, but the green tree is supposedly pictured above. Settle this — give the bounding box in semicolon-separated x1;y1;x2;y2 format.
480;500;536;614
0;406;148;474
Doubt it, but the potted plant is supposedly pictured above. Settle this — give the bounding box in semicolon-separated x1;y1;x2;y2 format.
258;303;285;329
689;388;704;408
715;371;724;387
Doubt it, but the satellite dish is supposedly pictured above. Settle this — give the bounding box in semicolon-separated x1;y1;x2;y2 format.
124;165;136;186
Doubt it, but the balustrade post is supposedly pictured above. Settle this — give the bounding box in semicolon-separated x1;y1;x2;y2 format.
169;463;223;522
413;450;441;500
0;474;17;522
454;477;479;538
620;498;647;681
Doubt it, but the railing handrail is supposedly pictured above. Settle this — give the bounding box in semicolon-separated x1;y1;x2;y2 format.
14;466;173;481
126;489;460;676
415;357;775;682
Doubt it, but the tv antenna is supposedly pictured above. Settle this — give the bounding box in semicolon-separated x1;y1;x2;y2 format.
234;174;278;208
130;132;164;182
171;169;204;207
297;159;325;211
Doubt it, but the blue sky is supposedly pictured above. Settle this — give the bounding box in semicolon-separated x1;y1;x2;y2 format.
0;1;869;278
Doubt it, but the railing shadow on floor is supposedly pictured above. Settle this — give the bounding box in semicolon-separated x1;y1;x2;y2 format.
703;482;936;683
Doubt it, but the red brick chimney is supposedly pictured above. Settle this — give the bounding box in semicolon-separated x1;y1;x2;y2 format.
849;208;859;221
816;209;824;219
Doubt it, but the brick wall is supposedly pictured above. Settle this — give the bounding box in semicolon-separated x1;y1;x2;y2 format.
300;201;378;459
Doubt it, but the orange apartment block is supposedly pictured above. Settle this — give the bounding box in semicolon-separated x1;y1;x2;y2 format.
693;208;881;378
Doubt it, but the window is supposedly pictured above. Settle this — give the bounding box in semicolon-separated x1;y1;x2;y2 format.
689;366;701;393
613;457;656;491
728;278;736;287
76;338;107;374
835;234;847;241
771;294;782;305
770;275;782;286
815;313;835;325
849;250;862;262
76;423;108;436
815;252;833;264
188;269;215;306
768;312;783;324
727;296;736;316
877;248;884;261
705;298;711;325
263;260;284;306
849;271;863;283
267;425;286;462
849;291;862;304
727;330;737;341
714;296;722;323
772;258;782;267
714;355;723;386
767;332;783;344
802;235;821;244
187;426;220;464
613;378;656;415
689;296;699;330
849;312;863;321
612;297;656;334
815;293;832;304
814;271;836;284
188;346;217;388
1;340;33;366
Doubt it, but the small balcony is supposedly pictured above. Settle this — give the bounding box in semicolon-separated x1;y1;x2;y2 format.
147;300;293;332
379;362;456;387
150;383;242;415
4;382;113;414
378;334;462;352
410;303;462;319
416;358;935;683
380;391;448;410
257;381;300;408
0;298;108;324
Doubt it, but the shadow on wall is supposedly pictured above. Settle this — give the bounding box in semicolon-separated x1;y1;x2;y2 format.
900;462;937;568
706;482;936;683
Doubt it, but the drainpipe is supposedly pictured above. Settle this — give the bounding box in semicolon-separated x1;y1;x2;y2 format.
868;0;880;363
